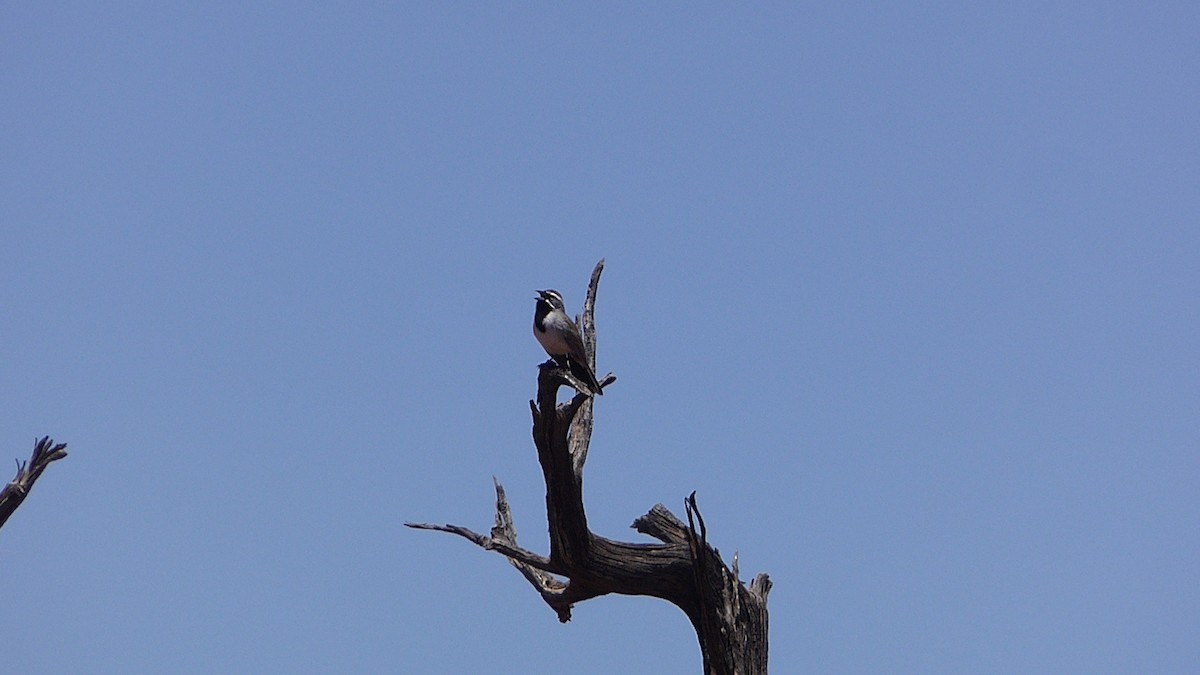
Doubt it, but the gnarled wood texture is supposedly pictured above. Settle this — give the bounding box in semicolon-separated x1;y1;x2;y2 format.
408;260;771;674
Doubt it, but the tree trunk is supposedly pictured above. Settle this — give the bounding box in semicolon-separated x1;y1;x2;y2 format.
408;260;771;674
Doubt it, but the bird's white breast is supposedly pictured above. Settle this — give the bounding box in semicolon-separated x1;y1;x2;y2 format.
535;319;572;355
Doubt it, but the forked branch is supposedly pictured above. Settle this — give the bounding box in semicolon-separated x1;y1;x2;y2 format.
0;436;69;530
408;260;770;674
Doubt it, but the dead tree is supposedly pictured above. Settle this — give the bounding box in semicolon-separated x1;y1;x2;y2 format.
408;261;771;674
0;436;69;531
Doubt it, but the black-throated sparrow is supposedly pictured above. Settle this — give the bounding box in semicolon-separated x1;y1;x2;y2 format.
533;289;603;396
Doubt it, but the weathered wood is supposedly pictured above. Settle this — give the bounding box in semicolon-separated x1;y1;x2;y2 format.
0;436;69;530
407;260;771;673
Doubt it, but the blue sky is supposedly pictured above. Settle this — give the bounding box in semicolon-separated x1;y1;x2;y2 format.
3;3;1197;673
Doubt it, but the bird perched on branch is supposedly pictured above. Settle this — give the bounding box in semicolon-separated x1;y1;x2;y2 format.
533;289;603;396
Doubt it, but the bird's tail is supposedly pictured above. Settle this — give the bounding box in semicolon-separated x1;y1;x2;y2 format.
568;358;604;396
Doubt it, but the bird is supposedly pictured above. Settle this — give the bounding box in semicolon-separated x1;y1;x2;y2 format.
533;289;603;396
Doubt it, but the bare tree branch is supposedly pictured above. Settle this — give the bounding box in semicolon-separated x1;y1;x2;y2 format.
408;260;770;673
0;436;69;531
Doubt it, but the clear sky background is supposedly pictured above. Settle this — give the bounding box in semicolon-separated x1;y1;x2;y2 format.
3;3;1197;673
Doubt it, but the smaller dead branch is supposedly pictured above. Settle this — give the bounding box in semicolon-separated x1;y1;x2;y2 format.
0;436;69;530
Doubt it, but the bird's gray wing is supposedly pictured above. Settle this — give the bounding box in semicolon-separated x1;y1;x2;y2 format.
563;322;592;366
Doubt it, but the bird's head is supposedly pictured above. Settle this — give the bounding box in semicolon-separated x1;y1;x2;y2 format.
535;289;566;311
